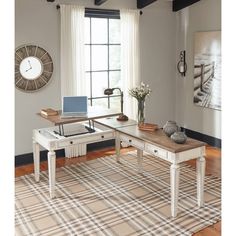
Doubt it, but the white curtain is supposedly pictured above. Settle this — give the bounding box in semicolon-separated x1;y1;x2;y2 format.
120;9;141;120
60;5;86;97
60;5;86;158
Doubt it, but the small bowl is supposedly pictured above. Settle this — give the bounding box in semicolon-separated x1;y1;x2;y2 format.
170;131;187;144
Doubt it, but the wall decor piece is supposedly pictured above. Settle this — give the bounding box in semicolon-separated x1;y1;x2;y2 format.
177;50;187;77
15;45;53;92
193;31;221;110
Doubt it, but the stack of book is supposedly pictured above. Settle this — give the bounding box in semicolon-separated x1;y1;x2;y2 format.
40;108;58;117
138;123;158;131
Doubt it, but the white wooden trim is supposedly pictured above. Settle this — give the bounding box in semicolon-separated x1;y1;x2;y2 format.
115;131;121;162
170;163;180;218
48;151;56;199
33;140;40;182
197;155;206;207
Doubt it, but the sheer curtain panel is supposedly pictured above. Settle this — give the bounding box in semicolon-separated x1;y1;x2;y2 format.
60;5;86;97
60;5;86;158
120;9;141;120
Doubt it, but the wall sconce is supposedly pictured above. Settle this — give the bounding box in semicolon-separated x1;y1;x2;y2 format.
104;88;129;121
177;50;187;76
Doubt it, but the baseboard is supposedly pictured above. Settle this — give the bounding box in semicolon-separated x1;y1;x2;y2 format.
15;139;115;167
181;127;221;148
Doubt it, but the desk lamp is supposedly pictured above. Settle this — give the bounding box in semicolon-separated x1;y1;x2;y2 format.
104;88;129;121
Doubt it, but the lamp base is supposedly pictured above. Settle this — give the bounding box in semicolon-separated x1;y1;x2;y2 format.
117;114;129;121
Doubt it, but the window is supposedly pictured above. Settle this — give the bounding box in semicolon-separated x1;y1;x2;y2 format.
85;10;121;111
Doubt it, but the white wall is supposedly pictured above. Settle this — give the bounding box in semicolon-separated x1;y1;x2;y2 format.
16;0;177;155
139;0;176;126
15;0;61;155
175;0;221;138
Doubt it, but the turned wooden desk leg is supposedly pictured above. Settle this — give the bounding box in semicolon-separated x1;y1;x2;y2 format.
197;155;206;207
137;149;143;174
115;131;121;163
33;140;40;182
48;151;56;199
170;163;180;217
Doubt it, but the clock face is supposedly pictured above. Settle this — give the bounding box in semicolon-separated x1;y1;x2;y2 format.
19;56;43;80
15;45;54;92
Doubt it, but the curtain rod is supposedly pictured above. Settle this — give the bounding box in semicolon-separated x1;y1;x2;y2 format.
56;5;143;15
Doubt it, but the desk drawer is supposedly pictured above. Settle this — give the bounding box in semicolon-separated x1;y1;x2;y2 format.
85;131;115;144
119;133;144;150
145;143;168;161
56;130;114;149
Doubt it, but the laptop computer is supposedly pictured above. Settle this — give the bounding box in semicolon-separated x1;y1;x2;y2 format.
60;96;88;118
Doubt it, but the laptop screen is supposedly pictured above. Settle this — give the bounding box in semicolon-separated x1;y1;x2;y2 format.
62;96;88;113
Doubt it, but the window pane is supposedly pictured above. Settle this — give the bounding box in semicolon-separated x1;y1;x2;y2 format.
110;96;121;112
85;16;121;108
92;45;108;71
91;18;108;44
85;45;90;71
110;71;121;89
85;18;90;44
88;98;92;106
109;45;120;70
85;72;91;98
92;72;108;97
109;19;120;44
92;98;108;109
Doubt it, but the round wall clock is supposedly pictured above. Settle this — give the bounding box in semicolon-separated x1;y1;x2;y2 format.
15;45;54;92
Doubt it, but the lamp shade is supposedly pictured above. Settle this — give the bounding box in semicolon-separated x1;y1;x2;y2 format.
104;88;114;95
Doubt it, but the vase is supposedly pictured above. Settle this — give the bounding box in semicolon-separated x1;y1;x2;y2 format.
137;100;145;125
163;120;179;137
170;131;187;144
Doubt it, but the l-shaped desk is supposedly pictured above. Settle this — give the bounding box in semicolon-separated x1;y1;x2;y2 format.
33;113;206;218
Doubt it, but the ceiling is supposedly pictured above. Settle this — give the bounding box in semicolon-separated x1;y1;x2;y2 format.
47;0;200;12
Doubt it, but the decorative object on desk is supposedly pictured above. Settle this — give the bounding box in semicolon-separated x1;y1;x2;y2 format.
15;44;53;92
104;87;129;121
40;108;58;117
163;120;179;137
171;131;187;144
129;82;151;125
138;123;158;131
177;50;187;77
137;99;145;125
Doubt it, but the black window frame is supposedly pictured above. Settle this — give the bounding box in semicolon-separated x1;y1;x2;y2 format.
85;8;121;108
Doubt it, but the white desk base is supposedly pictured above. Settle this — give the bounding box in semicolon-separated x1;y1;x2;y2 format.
33;121;205;217
116;132;206;218
33;122;115;199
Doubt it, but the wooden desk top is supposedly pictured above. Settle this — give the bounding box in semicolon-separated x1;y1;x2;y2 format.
95;117;137;129
117;125;206;153
38;106;121;125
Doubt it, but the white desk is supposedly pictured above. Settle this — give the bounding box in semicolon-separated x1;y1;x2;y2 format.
95;119;206;218
33;117;206;217
33;109;121;198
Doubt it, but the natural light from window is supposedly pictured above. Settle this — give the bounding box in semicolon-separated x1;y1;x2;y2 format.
85;16;121;111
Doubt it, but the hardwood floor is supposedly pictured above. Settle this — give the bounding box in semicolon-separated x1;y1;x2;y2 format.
186;146;221;236
15;145;221;236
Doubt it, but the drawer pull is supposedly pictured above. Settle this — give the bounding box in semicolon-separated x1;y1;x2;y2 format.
101;135;104;138
70;141;73;144
154;150;158;153
129;139;132;143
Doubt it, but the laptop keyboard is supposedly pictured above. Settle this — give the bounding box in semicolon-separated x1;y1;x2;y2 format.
61;112;87;118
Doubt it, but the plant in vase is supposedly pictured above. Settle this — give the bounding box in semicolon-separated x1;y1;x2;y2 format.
129;82;151;125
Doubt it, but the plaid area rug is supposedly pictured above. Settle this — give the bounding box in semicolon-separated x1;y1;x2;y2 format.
15;152;221;236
